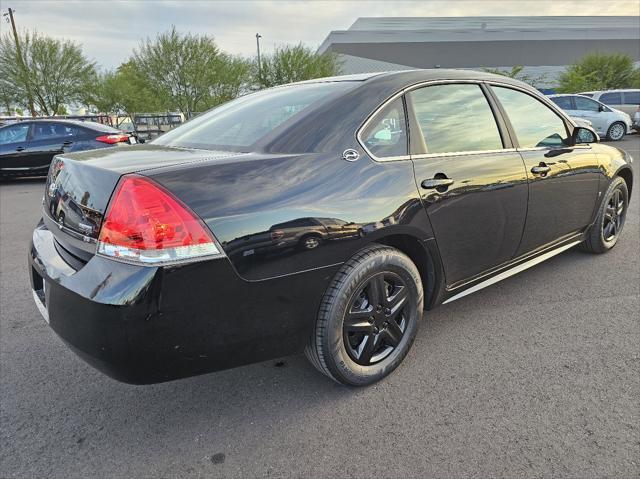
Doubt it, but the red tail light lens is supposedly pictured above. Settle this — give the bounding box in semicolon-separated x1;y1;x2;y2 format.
96;134;130;144
97;175;223;265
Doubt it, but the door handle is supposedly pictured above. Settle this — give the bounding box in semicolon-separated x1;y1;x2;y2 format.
531;163;551;175
421;177;454;190
63;140;73;146
16;146;25;152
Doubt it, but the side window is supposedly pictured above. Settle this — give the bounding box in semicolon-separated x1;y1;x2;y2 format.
492;86;569;148
550;96;573;110
52;123;76;138
31;123;76;140
407;84;503;154
623;91;640;105
599;92;622;105
0;123;30;145
360;98;408;158
574;97;601;112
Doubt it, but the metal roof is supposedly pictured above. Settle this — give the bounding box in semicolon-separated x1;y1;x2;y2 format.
348;16;639;31
319;16;640;53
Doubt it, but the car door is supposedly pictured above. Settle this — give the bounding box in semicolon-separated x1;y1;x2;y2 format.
407;82;529;285
489;85;601;256
570;96;608;136
0;123;31;173
550;95;575;116
24;122;76;170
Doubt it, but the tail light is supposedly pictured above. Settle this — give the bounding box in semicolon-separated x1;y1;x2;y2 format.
96;134;130;144
270;229;285;241
97;175;223;265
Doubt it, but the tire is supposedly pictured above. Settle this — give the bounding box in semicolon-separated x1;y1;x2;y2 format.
606;121;626;141
299;234;322;250
581;177;629;253
305;243;423;386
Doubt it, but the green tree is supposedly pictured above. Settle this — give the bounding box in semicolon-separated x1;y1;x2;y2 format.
482;66;547;88
0;31;96;116
133;27;251;117
0;81;20;115
256;44;342;88
87;61;166;121
558;52;640;93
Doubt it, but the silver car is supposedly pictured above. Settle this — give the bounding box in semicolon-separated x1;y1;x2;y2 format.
579;89;640;117
549;94;632;141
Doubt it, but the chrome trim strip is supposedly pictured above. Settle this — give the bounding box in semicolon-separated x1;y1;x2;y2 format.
442;240;581;304
32;290;49;323
1;165;48;171
411;148;517;160
516;146;592;153
356;77;580;163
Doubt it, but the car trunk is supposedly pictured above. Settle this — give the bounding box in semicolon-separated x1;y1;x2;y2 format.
42;145;245;266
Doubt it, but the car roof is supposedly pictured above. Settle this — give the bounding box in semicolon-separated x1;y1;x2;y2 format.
593;89;640;93
549;93;595;98
6;119;119;131
299;68;533;89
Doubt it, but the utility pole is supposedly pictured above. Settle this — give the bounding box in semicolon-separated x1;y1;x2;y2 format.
4;7;36;117
256;33;262;80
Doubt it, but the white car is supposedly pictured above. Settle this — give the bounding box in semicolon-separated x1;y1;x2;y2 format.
579;89;640;117
548;94;632;141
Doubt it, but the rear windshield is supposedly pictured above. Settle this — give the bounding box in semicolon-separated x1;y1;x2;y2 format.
77;121;121;133
152;82;358;150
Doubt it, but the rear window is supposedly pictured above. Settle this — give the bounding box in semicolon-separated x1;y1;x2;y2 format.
78;121;121;133
152;82;357;150
623;91;640;104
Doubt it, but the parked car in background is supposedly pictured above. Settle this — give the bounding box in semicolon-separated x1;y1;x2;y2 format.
0;119;137;178
30;70;632;387
548;94;632;140
580;89;640;118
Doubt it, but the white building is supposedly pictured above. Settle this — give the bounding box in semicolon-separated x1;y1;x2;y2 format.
318;16;640;88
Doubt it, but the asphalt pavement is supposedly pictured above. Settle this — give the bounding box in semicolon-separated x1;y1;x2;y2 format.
1;136;638;478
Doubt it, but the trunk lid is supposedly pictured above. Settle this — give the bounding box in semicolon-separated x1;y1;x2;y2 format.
43;145;245;262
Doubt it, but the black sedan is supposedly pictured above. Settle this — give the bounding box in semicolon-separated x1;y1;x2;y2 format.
29;70;633;386
0;119;137;178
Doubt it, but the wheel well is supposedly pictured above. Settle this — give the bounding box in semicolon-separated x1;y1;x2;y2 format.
617;167;633;199
376;234;440;308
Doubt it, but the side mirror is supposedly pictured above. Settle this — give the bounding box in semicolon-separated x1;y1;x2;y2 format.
573;126;599;145
598;104;606;112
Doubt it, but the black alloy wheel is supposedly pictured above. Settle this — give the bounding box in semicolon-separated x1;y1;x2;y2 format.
582;176;629;253
602;188;625;243
344;272;408;365
305;243;423;386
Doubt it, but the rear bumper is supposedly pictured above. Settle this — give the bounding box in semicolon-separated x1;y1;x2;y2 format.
29;222;336;384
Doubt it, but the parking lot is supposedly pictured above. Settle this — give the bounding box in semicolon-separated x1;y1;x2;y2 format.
1;136;638;478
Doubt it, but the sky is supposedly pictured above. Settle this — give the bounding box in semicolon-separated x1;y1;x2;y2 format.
1;0;639;70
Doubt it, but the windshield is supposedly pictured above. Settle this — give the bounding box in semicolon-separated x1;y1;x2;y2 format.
152;81;358;151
